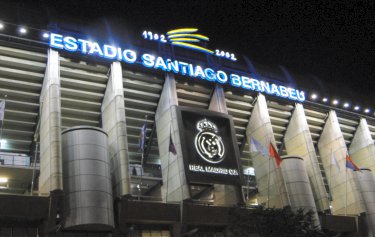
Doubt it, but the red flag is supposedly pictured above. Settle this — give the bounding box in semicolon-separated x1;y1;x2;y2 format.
169;136;177;155
269;143;282;167
346;155;360;171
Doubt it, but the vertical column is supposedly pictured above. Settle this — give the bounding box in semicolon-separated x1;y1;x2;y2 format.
354;169;375;236
284;103;330;212
245;94;288;208
318;111;362;215
101;62;130;197
39;49;63;194
156;73;189;202
281;157;320;227
208;85;241;206
350;118;375;177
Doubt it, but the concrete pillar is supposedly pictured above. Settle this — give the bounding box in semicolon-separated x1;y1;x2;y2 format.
281;156;320;227
246;94;288;208
350;118;375;179
156;73;189;202
284;103;330;212
39;49;63;194
209;85;241;206
318;111;362;215
354;169;375;236
101;62;131;197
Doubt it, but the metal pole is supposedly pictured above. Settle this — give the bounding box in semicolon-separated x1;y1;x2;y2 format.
0;95;7;144
138;115;147;201
345;168;348;216
267;153;271;208
30;143;38;195
138;152;144;201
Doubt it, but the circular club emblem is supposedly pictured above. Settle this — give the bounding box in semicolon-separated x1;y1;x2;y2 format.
194;119;225;164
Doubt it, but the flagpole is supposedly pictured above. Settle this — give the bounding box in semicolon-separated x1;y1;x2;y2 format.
138;115;147;201
165;125;172;203
267;151;271;208
345;166;348;216
329;150;332;204
0;95;7;144
279;161;292;207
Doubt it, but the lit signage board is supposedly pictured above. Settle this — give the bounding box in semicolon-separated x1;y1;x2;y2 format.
142;28;237;61
49;33;306;102
175;106;243;185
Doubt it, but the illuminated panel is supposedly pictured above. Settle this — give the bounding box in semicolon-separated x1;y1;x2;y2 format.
168;34;209;41
167;28;198;35
171;42;214;54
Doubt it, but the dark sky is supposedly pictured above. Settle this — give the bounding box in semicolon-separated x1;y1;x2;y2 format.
3;0;375;105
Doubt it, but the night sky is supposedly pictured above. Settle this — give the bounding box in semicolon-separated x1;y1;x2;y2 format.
2;0;375;106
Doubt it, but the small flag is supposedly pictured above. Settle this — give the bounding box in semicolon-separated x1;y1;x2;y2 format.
138;122;147;151
269;143;282;167
169;135;177;155
346;155;360;171
330;153;340;171
250;137;268;157
0;100;5;126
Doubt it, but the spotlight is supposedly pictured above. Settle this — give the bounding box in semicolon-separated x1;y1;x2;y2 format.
311;94;318;100
354;106;360;111
343;103;350;108
0;23;4;30
322;98;328;102
332;100;339;105
364;108;370;113
42;32;49;38
0;177;8;183
19;27;27;34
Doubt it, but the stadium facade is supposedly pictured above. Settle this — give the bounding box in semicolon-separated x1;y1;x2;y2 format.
0;19;375;237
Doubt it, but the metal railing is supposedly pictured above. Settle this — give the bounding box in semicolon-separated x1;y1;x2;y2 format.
0;153;37;168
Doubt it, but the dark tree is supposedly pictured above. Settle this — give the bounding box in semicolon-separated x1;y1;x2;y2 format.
226;206;327;237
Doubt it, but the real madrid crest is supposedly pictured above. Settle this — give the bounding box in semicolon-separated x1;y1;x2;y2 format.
194;118;225;164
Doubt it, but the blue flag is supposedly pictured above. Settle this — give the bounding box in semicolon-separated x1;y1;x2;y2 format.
250;138;268;157
138;122;147;151
169;135;177;155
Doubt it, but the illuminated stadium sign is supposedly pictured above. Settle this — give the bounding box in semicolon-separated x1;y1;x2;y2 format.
142;28;237;61
49;32;306;102
176;107;242;185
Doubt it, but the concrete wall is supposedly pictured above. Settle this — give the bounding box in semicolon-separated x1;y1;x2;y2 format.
318;111;362;215
246;94;289;208
209;85;241;206
62;127;114;230
156;73;189;202
354;169;375;237
39;49;63;194
281;157;320;227
350;118;375;179
284;103;330;212
101;62;131;197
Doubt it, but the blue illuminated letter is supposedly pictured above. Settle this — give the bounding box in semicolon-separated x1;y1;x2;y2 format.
230;74;241;87
63;36;78;52
296;90;305;102
122;50;137;64
194;66;206;79
103;45;117;59
77;39;91;54
270;84;280;96
50;33;64;49
241;76;252;90
288;88;297;100
204;68;216;81
216;71;227;84
279;86;289;98
154;56;168;71
141;54;155;68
